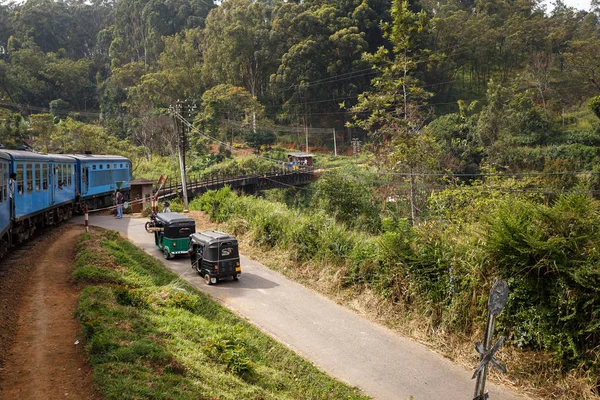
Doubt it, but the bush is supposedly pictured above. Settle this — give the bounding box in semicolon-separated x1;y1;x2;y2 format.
485;194;600;368
193;185;237;222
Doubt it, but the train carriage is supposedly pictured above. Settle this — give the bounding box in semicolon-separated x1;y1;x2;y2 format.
69;154;132;209
1;150;77;244
0;151;11;256
0;150;134;260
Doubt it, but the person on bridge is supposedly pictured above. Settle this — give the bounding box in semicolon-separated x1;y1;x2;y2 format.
162;201;171;213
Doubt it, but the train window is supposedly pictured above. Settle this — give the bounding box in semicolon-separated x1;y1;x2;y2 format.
68;164;72;186
99;164;103;170
107;164;110;169
114;164;117;169
120;164;123;168
25;164;32;193
16;164;23;195
92;165;96;170
42;164;48;190
36;164;41;191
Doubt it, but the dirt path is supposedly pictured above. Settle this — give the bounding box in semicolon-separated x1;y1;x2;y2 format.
0;226;99;400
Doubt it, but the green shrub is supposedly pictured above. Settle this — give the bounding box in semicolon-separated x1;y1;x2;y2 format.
250;205;289;248
193;186;237;222
486;194;600;368
203;328;254;377
288;213;326;262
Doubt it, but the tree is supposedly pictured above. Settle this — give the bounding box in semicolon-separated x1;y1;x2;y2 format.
195;84;265;148
201;0;281;100
269;0;375;125
312;168;381;233
109;0;214;68
30;113;56;152
426;100;484;175
349;0;438;224
563;38;600;93
589;95;600;119
0;109;27;149
128;29;204;109
243;129;276;153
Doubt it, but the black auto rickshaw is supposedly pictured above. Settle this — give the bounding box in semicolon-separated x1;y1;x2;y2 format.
153;212;196;259
189;230;241;285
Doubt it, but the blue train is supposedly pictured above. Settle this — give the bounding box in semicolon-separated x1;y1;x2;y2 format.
0;150;132;257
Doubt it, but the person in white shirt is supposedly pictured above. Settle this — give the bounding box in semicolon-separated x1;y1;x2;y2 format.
9;172;16;199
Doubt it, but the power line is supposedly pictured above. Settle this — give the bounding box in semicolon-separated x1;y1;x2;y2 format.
340;168;600;178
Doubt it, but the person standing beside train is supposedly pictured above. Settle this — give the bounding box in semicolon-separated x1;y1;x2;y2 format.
115;188;124;219
9;172;16;199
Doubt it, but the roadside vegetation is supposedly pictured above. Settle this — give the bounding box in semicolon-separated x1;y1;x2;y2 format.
188;179;600;400
74;229;368;400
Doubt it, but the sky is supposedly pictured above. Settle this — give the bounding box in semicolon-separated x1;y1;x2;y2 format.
543;0;593;11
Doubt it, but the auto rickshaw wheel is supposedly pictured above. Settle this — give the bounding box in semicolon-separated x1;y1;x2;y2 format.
204;273;212;285
163;249;171;260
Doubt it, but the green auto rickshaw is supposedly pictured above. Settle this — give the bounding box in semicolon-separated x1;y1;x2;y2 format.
154;212;196;259
189;230;241;285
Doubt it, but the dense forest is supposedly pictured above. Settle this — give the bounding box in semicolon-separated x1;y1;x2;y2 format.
0;0;599;176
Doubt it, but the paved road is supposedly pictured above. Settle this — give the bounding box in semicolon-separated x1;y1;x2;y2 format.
72;215;528;400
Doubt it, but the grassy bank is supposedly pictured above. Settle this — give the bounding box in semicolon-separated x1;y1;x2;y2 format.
74;230;369;400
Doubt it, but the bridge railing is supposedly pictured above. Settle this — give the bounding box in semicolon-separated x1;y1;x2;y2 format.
155;166;315;198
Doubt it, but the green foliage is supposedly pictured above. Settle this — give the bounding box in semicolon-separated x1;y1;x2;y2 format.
195;84;266;147
191;185;237;222
196;156;279;180
588;96;600;120
194;184;600;378
312;169;382;233
243;129;276;153
485;195;600;367
74;230;368;400
203;327;254;376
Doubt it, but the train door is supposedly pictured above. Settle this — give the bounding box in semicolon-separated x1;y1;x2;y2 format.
81;166;89;195
48;162;56;205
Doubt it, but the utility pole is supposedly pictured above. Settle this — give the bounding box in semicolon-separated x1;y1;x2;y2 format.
169;99;196;213
333;128;337;157
304;118;309;152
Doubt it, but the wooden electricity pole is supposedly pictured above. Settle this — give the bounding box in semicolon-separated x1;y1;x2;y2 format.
170;100;195;212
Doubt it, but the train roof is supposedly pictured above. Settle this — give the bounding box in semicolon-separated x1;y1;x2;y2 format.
62;154;130;162
0;149;76;162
